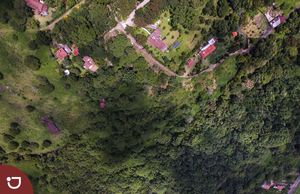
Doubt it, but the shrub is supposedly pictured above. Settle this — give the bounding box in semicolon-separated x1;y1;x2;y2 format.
0;146;6;154
8;141;19;150
3;134;14;143
28;40;38;50
0;72;3;80
42;140;52;148
21;140;30;148
26;105;36;112
30;142;39;149
9;122;21;135
24;55;41;70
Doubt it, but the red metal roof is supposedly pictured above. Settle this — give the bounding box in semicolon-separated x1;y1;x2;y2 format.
147;29;168;52
55;48;68;59
83;56;98;72
231;31;238;37
25;0;48;15
72;45;79;56
200;45;216;59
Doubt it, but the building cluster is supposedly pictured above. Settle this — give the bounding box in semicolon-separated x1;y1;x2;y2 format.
25;0;48;16
55;44;79;60
54;44;98;73
265;9;286;29
262;181;288;192
199;38;217;59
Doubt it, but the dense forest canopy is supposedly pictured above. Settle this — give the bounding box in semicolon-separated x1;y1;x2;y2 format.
0;0;299;193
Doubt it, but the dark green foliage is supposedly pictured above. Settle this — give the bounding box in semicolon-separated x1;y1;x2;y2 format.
28;40;38;50
1;1;300;194
24;55;41;70
2;134;14;143
26;105;36;112
35;31;52;46
8;141;19;150
9;122;21;136
0;72;3;80
37;76;55;94
42;140;52;148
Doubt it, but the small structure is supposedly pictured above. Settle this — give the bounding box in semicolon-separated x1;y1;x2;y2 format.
274;184;286;191
83;56;99;72
262;181;274;191
172;41;181;49
41;116;60;134
71;44;79;56
270;15;286;28
199;38;217;59
64;70;70;76
99;99;105;109
147;29;168;52
186;59;194;68
25;0;48;16
231;31;238;37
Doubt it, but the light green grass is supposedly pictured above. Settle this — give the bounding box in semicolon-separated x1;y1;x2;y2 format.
214;57;237;87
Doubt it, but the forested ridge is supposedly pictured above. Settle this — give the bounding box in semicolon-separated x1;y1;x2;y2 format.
0;0;299;193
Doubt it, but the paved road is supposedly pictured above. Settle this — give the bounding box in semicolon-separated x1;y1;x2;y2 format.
40;0;86;31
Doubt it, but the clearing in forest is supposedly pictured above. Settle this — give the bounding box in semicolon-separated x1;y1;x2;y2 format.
241;13;270;38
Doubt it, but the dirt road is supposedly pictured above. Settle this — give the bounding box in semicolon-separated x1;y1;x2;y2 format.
40;0;86;31
288;175;300;194
104;0;150;42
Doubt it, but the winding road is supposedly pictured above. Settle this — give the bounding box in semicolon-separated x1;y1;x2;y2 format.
105;1;300;79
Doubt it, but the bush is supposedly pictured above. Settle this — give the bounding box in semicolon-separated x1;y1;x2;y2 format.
42;140;52;148
29;142;39;149
8;141;19;150
26;105;36;112
28;40;38;50
24;55;41;70
9;122;21;135
37;76;55;94
0;146;6;154
21;140;30;148
0;72;3;80
36;31;52;45
3;134;14;143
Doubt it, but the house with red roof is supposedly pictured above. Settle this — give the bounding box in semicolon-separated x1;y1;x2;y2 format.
55;44;79;60
83;56;99;72
199;38;217;59
55;48;68;60
72;45;79;56
25;0;48;16
147;29;168;52
262;181;274;190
